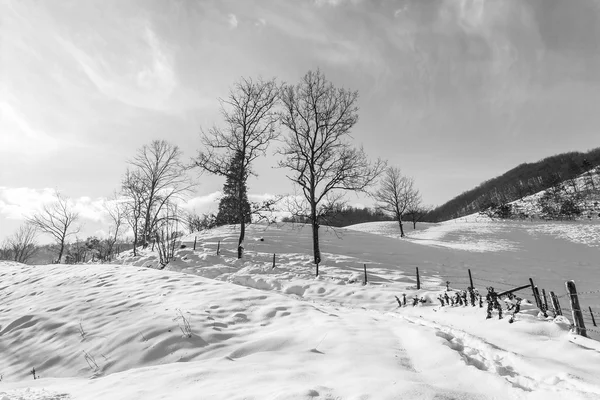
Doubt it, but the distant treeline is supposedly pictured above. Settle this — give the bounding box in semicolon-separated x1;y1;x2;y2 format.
282;206;395;227
427;147;600;222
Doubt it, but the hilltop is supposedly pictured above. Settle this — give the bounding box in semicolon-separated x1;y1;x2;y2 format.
428;148;600;221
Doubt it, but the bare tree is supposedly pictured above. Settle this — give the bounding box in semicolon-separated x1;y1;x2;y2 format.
279;69;385;275
194;76;279;259
406;204;430;230
27;191;80;263
104;192;126;260
129;140;193;248
121;169;146;256
1;223;39;263
374;167;420;237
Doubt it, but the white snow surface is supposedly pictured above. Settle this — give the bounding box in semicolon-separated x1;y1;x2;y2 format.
1;222;600;400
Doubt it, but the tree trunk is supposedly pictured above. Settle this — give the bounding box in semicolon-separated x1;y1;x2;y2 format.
398;217;405;237
412;220;416;229
132;230;138;257
57;241;65;264
311;205;321;276
237;173;245;259
238;219;245;259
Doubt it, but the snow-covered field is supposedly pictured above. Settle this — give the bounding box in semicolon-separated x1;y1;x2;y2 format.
2;220;600;400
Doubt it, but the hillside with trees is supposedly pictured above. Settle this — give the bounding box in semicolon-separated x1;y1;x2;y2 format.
427;148;600;222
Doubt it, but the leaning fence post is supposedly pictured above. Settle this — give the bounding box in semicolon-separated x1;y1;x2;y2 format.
468;269;474;289
589;307;597;327
193;236;197;251
550;291;562;316
363;264;368;285
534;286;545;315
565;280;587;337
217;240;220;255
529;278;541;310
416;267;420;290
272;253;276;269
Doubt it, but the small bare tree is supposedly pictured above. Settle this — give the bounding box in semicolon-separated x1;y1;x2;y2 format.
27;191;80;263
129;140;193;248
104;193;126;260
121;169;146;256
374;167;420;237
279;69;384;275
154;201;181;267
1;223;39;263
194;76;279;259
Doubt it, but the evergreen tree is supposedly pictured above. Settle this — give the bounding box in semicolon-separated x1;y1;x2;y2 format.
216;151;251;225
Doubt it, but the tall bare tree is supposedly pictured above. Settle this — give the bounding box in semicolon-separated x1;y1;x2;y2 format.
129;140;193;247
27;191;80;263
279;69;384;275
374;167;420;237
1;223;39;263
194;76;279;258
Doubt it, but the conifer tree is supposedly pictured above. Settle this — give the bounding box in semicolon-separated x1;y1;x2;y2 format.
216;151;251;225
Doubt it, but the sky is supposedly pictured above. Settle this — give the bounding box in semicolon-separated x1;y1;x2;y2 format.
1;0;600;243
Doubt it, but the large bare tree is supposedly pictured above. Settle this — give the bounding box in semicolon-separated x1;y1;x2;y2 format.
374;167;420;237
279;69;384;275
27;191;80;263
194;76;279;258
1;223;39;263
129;140;193;247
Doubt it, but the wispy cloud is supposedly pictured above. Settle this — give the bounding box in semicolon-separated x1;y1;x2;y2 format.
0;102;60;155
228;13;239;29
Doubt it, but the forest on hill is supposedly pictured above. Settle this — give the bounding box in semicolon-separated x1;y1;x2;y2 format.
427;147;600;222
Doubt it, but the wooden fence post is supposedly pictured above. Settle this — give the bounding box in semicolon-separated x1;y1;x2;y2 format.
566;280;587;337
550;291;562;316
529;278;541;310
272;253;276;269
193;236;197;251
541;289;549;312
534;287;545;315
217;240;220;255
363;264;367;285
589;307;597;327
416;267;420;290
468;269;474;289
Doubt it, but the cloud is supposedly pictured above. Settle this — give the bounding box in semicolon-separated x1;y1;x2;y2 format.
181;192;222;213
0;187;105;223
228;14;238;28
56;22;177;112
0;102;61;156
314;0;362;6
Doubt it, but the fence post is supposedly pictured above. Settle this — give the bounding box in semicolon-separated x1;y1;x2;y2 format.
541;289;549;312
550;291;562;316
529;278;541;310
272;253;276;269
468;269;474;289
589;307;597;327
565;280;587;337
363;264;367;285
217;240;220;255
193;236;197;251
416;267;420;290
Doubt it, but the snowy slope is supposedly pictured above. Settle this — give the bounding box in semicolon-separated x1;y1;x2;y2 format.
2;223;600;399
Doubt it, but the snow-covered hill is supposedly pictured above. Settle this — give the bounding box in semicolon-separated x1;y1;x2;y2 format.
2;222;600;399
